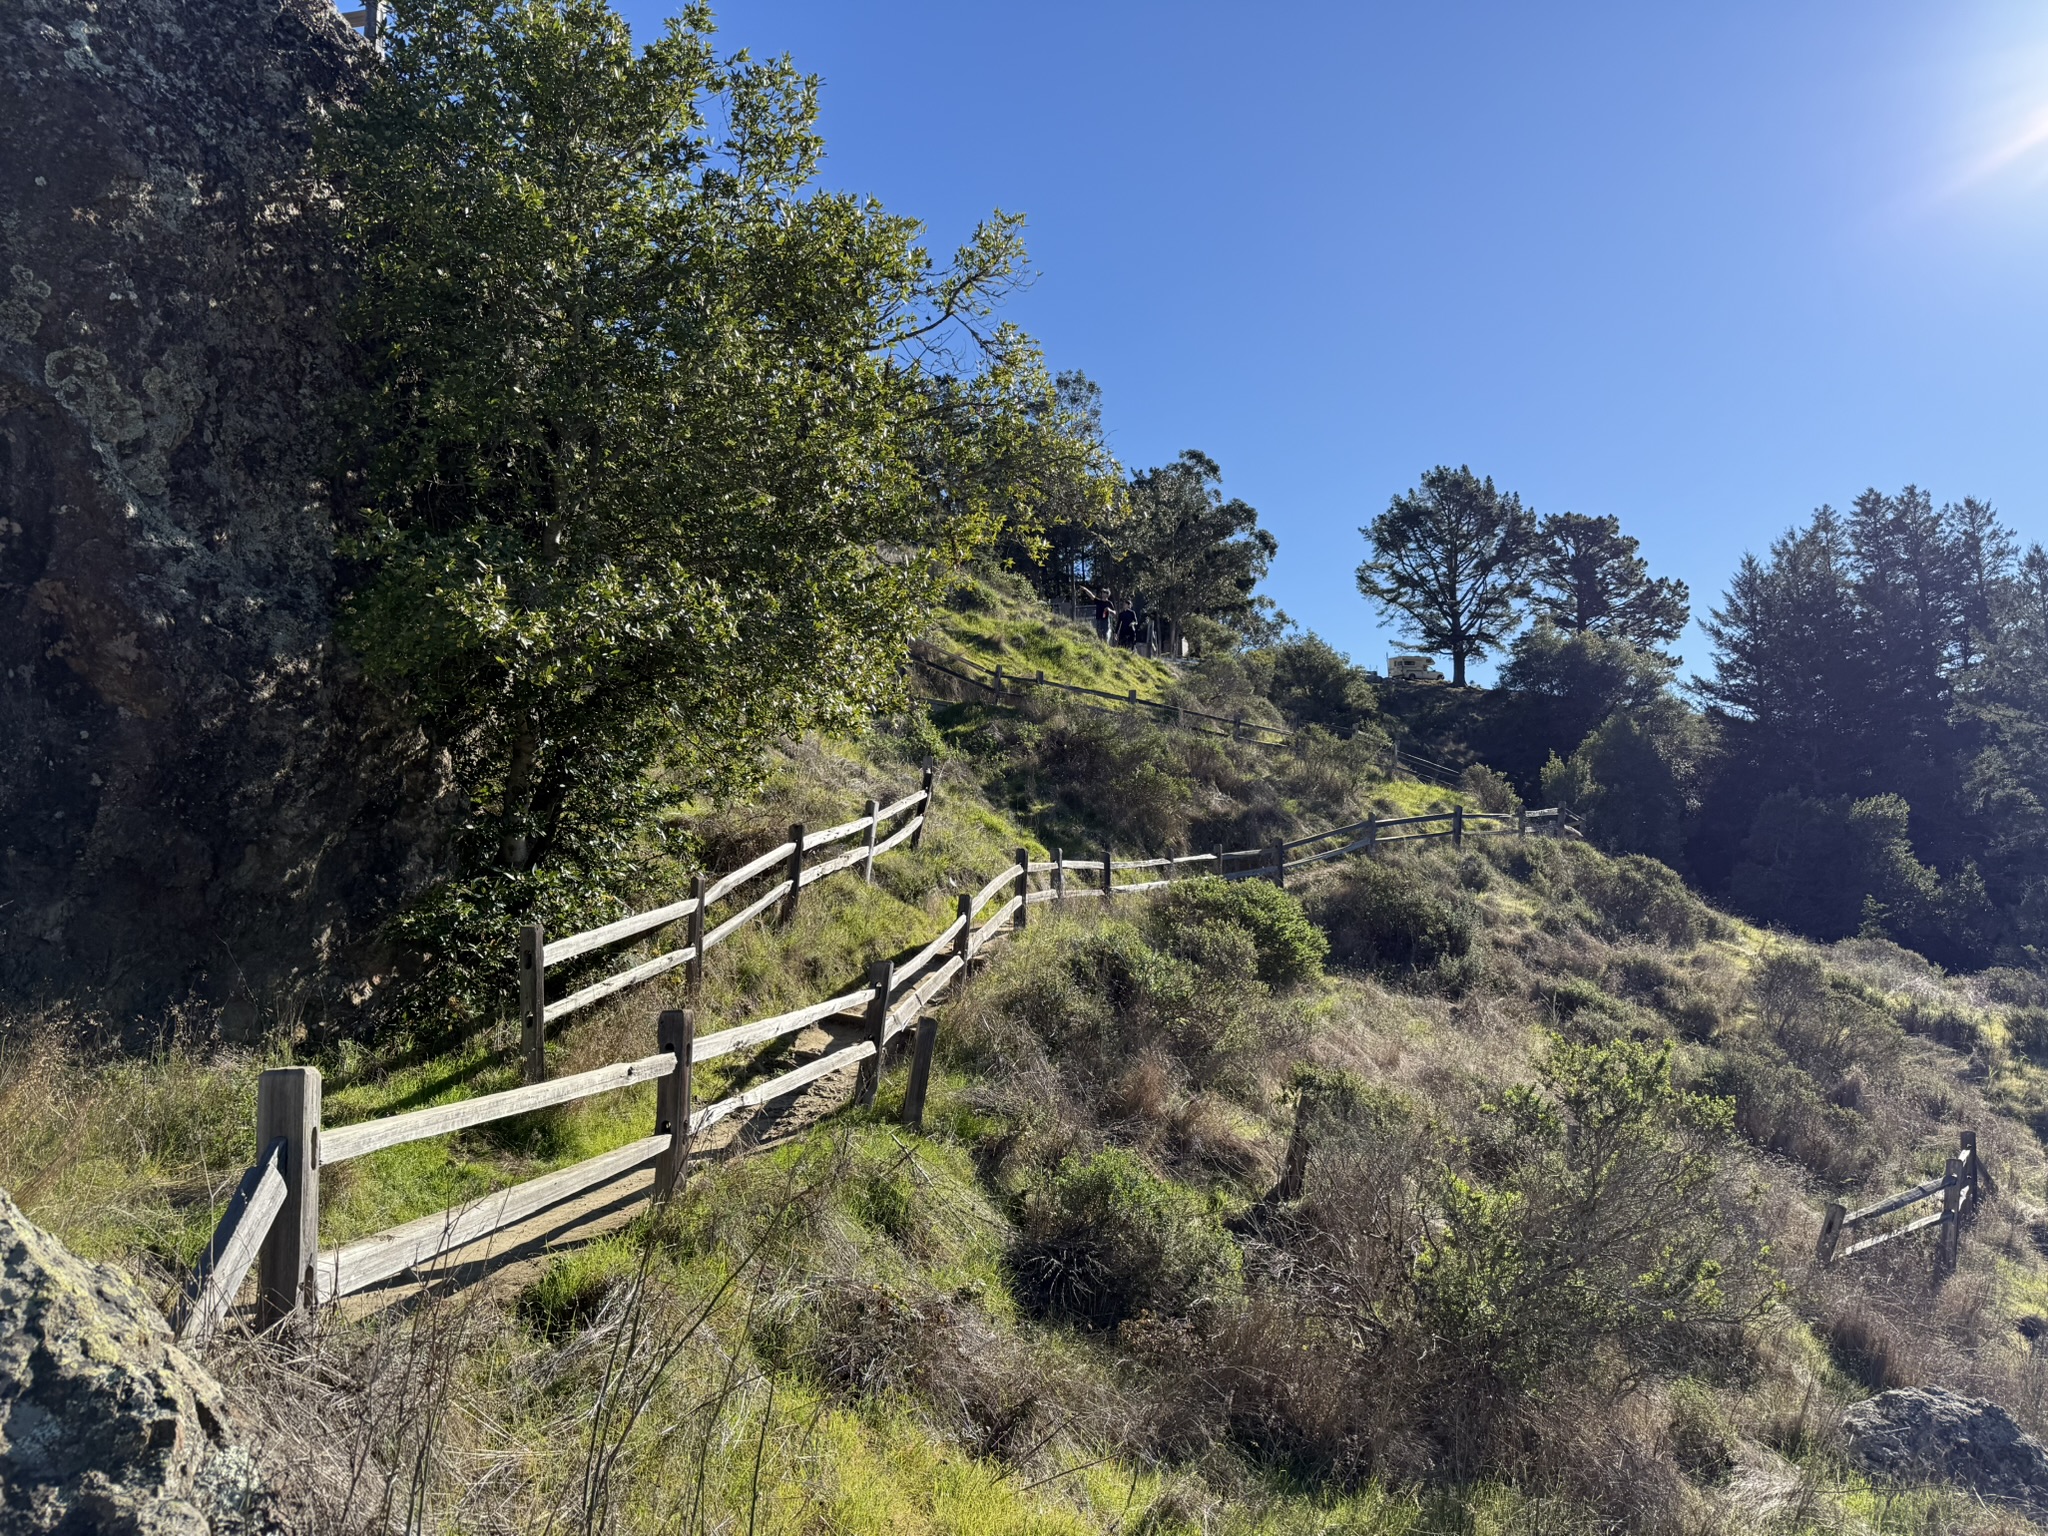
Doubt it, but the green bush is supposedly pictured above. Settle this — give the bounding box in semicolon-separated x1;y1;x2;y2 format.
1751;953;1902;1078
1668;1380;1738;1483
1576;855;1713;948
2009;1008;2048;1064
1417;1037;1760;1390
1012;1148;1242;1328
1145;876;1327;987
1308;859;1475;979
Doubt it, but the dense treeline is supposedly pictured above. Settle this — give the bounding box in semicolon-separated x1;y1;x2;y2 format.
1344;473;2048;970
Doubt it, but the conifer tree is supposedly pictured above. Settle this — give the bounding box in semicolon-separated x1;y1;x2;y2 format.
1530;512;1690;656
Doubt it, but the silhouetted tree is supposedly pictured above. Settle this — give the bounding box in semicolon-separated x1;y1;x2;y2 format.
1530;512;1689;656
1357;465;1539;686
1102;450;1278;643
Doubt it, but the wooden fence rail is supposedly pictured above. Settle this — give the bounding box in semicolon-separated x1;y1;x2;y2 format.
1816;1131;1990;1279
180;785;1568;1347
519;763;936;1083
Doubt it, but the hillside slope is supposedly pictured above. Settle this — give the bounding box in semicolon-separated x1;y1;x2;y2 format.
6;591;2048;1534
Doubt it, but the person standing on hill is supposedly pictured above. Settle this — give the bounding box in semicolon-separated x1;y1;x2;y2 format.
1094;591;1114;641
1116;603;1139;648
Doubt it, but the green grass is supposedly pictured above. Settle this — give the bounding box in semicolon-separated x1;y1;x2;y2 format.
937;572;1180;699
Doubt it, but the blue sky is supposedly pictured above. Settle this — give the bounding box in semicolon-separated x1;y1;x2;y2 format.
618;1;2048;678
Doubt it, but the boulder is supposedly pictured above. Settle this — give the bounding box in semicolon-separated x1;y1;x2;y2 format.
0;1189;279;1533
1841;1386;2048;1518
0;0;453;1028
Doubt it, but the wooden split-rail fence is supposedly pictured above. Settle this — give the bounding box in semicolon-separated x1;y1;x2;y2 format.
172;776;1572;1351
1815;1130;1991;1280
517;766;936;1085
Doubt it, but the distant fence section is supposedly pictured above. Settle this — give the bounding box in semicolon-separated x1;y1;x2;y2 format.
1816;1130;1990;1280
910;642;1466;788
173;775;1572;1351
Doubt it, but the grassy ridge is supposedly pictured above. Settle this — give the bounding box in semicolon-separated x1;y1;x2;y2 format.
8;582;2048;1533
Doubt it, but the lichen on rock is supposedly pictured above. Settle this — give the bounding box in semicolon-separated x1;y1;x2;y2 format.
0;1189;279;1533
1841;1385;2048;1520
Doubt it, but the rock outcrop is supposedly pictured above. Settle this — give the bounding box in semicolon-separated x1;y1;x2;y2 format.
0;1190;278;1533
0;0;451;1029
1841;1386;2048;1519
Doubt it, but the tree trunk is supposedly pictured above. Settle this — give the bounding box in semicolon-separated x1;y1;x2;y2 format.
500;722;540;871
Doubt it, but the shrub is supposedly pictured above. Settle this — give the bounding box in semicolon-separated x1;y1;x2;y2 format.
1461;764;1522;816
1982;968;2048;1008
1012;1148;1242;1328
1896;999;1985;1053
1063;924;1262;1066
1706;1049;1880;1185
2009;1008;2048;1065
1575;855;1713;948
1309;859;1475;979
1418;1037;1762;1391
1145;876;1327;987
1750;952;1902;1079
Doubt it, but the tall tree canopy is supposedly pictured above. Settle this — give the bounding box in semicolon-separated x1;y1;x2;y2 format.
1690;488;2032;962
1530;512;1690;655
1102;450;1278;642
1357;466;1539;686
329;0;1114;886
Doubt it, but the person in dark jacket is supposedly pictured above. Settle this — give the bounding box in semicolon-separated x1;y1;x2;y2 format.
1116;604;1139;648
1093;591;1113;641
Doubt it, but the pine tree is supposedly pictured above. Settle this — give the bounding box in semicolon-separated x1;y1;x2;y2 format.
1530;512;1690;655
1357;466;1539;686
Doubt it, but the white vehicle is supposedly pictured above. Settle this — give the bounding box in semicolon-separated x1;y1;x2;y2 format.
1386;655;1446;683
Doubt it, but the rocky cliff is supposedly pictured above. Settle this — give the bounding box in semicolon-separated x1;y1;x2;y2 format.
0;0;450;1029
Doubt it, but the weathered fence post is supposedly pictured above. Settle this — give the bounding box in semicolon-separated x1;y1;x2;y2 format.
1516;807;1527;838
652;1010;694;1201
1213;842;1225;879
1128;688;1138;711
903;1012;940;1132
1054;848;1066;902
1452;806;1465;849
685;873;707;1002
1937;1154;1967;1279
911;761;935;849
1232;716;1243;742
862;799;881;883
255;1066;320;1327
1962;1129;1994;1198
1016;848;1032;932
779;822;805;926
1365;817;1379;855
856;959;893;1108
994;664;1005;702
954;892;975;975
1271;840;1286;890
1816;1202;1846;1263
1101;847;1114;900
519;920;546;1084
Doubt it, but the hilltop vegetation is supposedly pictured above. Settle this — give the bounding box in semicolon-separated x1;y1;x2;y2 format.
10;602;2048;1532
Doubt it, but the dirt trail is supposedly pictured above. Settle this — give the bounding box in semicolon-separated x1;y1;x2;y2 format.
332;1014;875;1320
